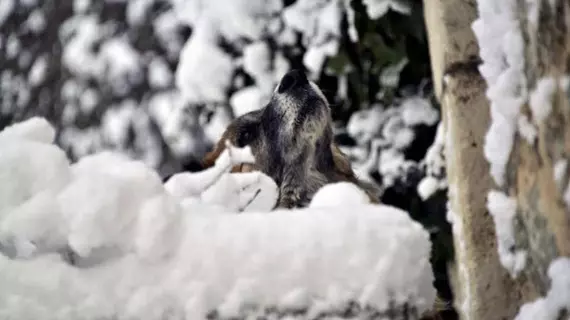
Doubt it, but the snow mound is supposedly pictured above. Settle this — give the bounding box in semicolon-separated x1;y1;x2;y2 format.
310;182;371;208
0;118;436;319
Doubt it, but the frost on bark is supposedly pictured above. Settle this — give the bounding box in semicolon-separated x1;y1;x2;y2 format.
425;0;570;318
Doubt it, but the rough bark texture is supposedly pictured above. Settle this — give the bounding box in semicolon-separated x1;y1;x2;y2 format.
510;0;570;294
421;0;570;318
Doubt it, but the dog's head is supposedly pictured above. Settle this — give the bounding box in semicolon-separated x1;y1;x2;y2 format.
262;70;332;157
203;70;332;170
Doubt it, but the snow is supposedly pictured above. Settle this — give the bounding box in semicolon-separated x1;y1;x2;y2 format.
99;38;144;94
0;0;14;28
417;123;447;200
175;21;235;103
6;34;21;59
380;57;409;89
282;0;343;76
147;56;173;89
362;0;411;19
473;0;528;187
554;159;567;188
345;94;439;189
518;114;537;145
0;117;56;143
243;41;274;91
529;77;556;124
127;0;156;26
0;117;437;319
165;142;278;212
0;207;436;319
28;54;49;87
486;190;526;278
202;107;233;146
230;86;267;117
401;96;439;126
417;176;440;201
343;0;358;41
26;9;47;33
73;0;91;13
172;0;282;42
515;257;570;320
79;88;99;114
309;182;371;208
60;15;109;79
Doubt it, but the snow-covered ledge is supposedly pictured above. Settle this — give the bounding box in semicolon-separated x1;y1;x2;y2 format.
0;118;436;320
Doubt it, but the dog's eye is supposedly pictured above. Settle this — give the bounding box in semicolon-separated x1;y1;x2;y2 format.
236;125;257;147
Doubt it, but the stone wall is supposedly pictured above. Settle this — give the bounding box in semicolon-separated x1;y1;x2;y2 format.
423;0;570;318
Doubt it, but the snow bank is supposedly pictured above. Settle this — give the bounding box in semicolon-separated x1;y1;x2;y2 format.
0;117;436;319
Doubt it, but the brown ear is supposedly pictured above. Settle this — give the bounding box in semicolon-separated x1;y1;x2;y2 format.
202;109;263;171
331;143;381;203
331;143;357;180
201;123;258;173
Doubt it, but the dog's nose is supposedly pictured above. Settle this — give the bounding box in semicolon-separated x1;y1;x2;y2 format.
277;69;308;93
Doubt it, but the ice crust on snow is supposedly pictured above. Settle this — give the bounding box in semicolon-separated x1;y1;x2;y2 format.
0;117;436;319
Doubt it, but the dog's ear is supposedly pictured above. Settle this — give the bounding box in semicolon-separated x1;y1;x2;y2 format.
201;110;263;171
331;143;382;203
331;143;355;180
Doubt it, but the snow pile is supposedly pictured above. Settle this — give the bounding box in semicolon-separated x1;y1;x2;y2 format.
0;117;436;319
486;190;526;278
343;94;439;191
472;0;528;187
515;257;570;320
0;117;276;259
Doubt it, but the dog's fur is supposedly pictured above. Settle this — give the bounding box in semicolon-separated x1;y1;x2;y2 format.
202;70;381;208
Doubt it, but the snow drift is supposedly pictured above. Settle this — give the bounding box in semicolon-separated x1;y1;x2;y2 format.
0;117;436;319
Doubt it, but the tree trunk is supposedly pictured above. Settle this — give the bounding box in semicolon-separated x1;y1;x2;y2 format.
422;0;570;318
